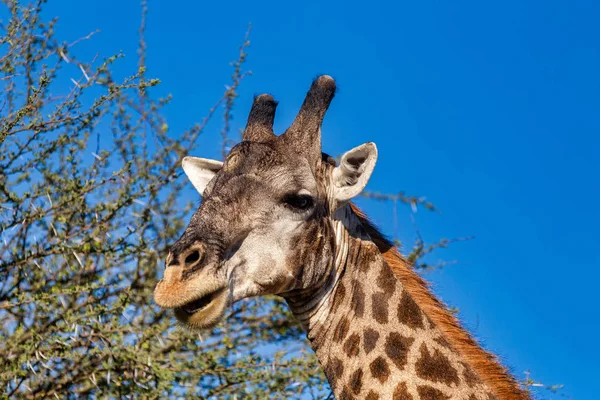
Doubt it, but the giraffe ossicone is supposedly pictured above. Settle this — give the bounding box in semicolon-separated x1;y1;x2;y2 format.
154;76;529;400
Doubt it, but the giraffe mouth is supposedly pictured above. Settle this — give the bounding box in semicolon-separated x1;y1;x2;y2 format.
177;289;225;315
173;288;228;329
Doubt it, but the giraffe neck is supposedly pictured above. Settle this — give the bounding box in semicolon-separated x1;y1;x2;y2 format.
286;204;498;400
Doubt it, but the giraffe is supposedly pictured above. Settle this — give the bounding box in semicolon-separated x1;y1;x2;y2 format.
154;76;530;400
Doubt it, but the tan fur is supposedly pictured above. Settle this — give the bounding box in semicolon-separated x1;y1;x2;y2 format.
351;204;530;400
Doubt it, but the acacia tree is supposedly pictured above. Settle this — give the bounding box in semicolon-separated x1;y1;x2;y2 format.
0;1;562;399
0;1;328;398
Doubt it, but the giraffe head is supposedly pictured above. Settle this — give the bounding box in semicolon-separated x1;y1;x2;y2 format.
154;76;378;329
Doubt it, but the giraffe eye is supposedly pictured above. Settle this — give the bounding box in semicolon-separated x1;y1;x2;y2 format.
282;193;314;211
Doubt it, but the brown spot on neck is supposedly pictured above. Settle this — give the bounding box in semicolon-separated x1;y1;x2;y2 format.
462;362;483;387
416;386;451;400
415;343;460;386
349;369;363;395
339;387;355;400
365;391;380;400
351;281;365;317
363;328;379;354
343;332;361;357
333;316;350;343
398;291;424;329
384;332;414;371
371;292;389;324
324;357;344;390
377;259;397;294
330;282;346;314
393;382;413;400
433;336;453;350
369;357;390;384
359;246;378;273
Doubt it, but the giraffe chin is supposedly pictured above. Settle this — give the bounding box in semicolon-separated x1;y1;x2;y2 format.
173;289;228;330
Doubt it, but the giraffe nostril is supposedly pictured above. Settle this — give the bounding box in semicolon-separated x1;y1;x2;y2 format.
184;250;201;266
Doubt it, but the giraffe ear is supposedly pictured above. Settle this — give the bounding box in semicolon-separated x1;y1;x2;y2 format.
182;156;223;195
332;142;378;202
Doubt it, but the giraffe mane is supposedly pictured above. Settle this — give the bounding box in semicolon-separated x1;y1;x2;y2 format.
350;203;530;400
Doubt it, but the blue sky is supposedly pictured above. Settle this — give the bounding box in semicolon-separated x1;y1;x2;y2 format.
43;0;599;398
